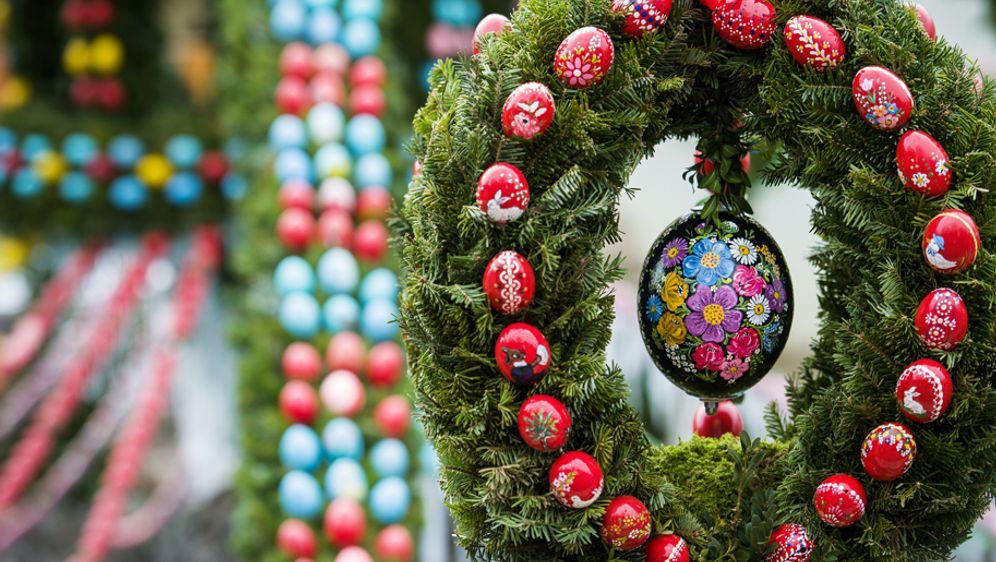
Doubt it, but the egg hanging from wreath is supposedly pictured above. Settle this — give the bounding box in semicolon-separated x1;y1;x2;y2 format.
638;210;793;401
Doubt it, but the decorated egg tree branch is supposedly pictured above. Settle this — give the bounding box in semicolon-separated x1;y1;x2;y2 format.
398;0;996;560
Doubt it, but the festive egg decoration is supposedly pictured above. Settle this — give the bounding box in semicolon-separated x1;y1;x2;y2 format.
277;519;317;558
360;268;399;302
374;395;412;437
283;342;322;381
861;422;917;481
354;220;389;262
476;162;530;223
501;83;555;141
483;251;536;315
922;210;980;275
357;188;392;220
911;3;936;40
326;458;369;502
375;525;414;562
852;66;914;132
367;342;404;387
324;498;366;547
765;524;813;562
783;16;845;71
324;418;365;461
896;359;953;423
280;424;323;471
518;394;571;452
275;256;316;295
692;400;743;438
599;495;651;551
280;380;320;424
896;130;952;197
327;331;366;375
361;298;400;342
321;370;366;417
915;288;968;351
638;212;793;401
335;546;374;562
554;27;615;89
611;0;672;37
813;474;867;528
495;322;551;385
712;0;777;51
279;470;324;519
549;451;604;509
472;14;511;55
318;248;360;294
645;534;690;562
370;438;410;478
318;209;354;248
279;292;322;338
277;208;315;251
369;477;411;524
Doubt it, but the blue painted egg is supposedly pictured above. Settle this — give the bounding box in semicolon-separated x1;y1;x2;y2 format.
280;292;322;338
369;477;411;524
165;135;203;168
361;298;399;342
314;143;351;179
342;18;381;59
279;470;324;518
307;8;341;44
343;0;383;21
346;115;385;156
308;103;345;145
269;115;308;150
359;268;398;303
370;438;410;478
275;147;313;183
323;417;365;460
279;424;323;471
324;294;360;333
275;255;316;295
164;172;204;207
12;169;43;199
21;134;51;161
59;172;94;204
108;135;145;168
61;133;99;167
306;0;337;6
354;153;391;189
325;458;368;501
317;248;359;294
108;175;149;210
270;0;308;41
221;172;249;200
0;128;16;153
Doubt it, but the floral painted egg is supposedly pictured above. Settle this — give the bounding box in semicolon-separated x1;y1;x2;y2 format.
476;162;529;223
783;15;845;71
599;495;651;551
897;130;952;197
611;0;673;37
911;3;936;40
502;82;556;141
495;322;551;385
915;288;968;351
922;209;980;275
852;66;914;131
548;451;603;509
813;474;867;528
554;27;614;89
638;212;793;401
484;251;536;315
711;0;777;51
472;14;511;55
518;394;571;451
861;422;917;481
765;524;813;562
895;359;953;423
646;535;690;562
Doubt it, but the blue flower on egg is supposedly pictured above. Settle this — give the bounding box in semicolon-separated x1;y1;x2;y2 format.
682;238;736;286
645;294;664;324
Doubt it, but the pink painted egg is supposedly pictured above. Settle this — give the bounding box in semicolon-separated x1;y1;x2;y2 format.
852;66;914;131
554;27;615;89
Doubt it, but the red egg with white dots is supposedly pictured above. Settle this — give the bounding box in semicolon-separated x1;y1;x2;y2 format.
861;422;917;481
712;0;777;51
645;535;690;562
501;82;555;141
783;15;846;71
896;359;953;424
852;66;914;132
765;524;813;562
476;162;530;223
554;27;614;89
915;288;969;351
922;209;980;275
518;394;571;452
548;451;604;508
813;474;867;528
483;251;535;315
472;14;511;55
612;0;672;37
600;495;651;551
897;130;952;198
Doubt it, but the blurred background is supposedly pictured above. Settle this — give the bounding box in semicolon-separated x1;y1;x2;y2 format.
0;0;993;561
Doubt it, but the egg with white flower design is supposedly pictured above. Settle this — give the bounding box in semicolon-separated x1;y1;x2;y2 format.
638;212;793;401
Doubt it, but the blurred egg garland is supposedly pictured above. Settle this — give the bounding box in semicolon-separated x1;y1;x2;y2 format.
266;1;420;560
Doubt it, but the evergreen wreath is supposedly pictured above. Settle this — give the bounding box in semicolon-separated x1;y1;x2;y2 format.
397;0;996;560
